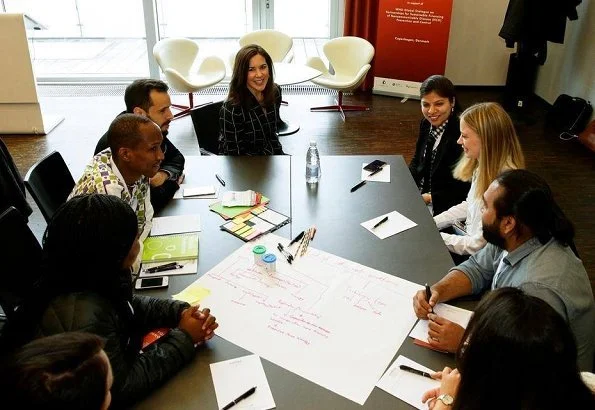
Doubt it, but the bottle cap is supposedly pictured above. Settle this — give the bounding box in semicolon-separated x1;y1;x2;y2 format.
262;254;277;263
252;245;266;255
309;140;317;146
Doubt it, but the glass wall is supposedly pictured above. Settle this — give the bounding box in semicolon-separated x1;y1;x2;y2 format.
2;0;340;82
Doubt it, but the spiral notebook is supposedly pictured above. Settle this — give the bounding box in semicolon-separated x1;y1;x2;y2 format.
220;206;290;242
142;232;199;263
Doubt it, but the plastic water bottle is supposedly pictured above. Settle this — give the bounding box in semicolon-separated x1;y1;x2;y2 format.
305;140;321;183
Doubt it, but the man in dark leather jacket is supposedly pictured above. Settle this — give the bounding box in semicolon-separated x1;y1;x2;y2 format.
95;79;185;213
3;195;217;409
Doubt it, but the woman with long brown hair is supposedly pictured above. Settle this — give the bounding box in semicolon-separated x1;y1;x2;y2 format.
219;44;284;155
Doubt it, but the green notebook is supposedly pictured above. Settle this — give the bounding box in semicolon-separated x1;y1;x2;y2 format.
142;232;199;263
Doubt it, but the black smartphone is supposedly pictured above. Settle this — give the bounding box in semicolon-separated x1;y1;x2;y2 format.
363;160;387;172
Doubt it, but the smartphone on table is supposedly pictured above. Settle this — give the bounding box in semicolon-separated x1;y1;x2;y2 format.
363;159;387;172
135;276;169;290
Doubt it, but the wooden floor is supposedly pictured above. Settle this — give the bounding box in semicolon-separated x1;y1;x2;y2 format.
2;87;594;294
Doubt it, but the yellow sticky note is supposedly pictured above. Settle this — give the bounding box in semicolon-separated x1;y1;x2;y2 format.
172;286;211;305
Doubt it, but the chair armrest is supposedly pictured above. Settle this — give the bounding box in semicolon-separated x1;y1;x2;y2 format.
306;57;328;75
198;56;227;75
283;50;295;64
199;148;217;156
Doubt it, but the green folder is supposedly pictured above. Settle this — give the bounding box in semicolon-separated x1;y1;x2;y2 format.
209;196;270;219
142;232;199;263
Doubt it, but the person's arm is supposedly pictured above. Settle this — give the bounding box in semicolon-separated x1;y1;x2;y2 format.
434;200;467;230
140;189;153;242
441;230;487;255
408;120;428;185
55;296;196;408
422;367;460;410
219;103;245;155
414;245;498;318
158;138;185;180
131;295;189;330
413;270;473;320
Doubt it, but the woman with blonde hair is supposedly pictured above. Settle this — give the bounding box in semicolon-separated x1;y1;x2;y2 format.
434;102;524;257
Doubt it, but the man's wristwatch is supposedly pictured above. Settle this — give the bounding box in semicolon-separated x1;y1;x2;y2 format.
436;394;454;406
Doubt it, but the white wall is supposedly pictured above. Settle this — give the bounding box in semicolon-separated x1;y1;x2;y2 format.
445;0;511;85
534;1;595;111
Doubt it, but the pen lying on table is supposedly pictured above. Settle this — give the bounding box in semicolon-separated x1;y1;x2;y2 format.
399;364;433;379
221;386;257;410
350;180;366;192
368;165;385;177
143;262;182;273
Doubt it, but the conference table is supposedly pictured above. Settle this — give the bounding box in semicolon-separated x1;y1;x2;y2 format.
134;155;470;410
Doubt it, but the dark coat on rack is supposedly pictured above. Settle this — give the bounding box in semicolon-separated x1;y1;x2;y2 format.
499;0;582;46
409;117;470;216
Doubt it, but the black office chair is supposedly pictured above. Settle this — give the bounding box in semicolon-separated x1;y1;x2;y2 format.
24;151;75;223
0;207;43;323
190;100;224;156
0;137;32;219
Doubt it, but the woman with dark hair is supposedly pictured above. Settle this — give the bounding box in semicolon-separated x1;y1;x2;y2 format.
0;332;113;410
409;75;469;215
219;44;284;155
3;194;218;408
422;288;595;409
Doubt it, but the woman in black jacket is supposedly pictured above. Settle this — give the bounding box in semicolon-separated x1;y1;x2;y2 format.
409;75;470;215
219;44;284;155
4;194;217;408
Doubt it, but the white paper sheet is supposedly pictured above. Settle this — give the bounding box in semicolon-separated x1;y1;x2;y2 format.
139;259;198;277
183;185;216;197
150;214;201;236
190;234;423;405
409;303;473;341
361;163;391;182
376;355;439;410
361;211;417;239
210;355;276;410
173;184;219;199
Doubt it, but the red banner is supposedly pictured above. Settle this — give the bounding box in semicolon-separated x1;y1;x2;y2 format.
373;0;454;98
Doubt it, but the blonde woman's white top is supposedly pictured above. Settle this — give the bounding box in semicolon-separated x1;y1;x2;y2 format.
433;170;486;255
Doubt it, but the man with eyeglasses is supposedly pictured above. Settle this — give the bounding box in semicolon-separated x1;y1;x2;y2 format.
95;79;185;212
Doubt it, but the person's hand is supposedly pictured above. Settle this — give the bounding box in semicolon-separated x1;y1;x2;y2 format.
413;288;439;319
422;367;460;409
427;314;465;353
422;193;432;204
150;170;169;187
191;307;219;341
422;385;441;410
439;367;460;398
178;305;218;344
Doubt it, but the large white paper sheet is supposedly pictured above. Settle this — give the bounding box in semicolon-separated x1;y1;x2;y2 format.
192;234;423;405
210;355;276;410
150;214;201;236
376;355;439;410
409;303;473;342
